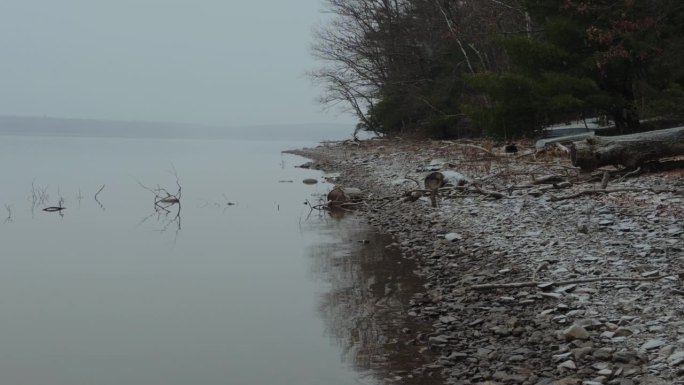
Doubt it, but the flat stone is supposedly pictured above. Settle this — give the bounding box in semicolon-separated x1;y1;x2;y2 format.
593;348;612;360
447;352;468;361
552;378;580;385
553;352;573;362
600;331;615;339
563;324;590;341
597;368;612;376
429;335;449;344
469;319;484;327
612;351;638;363
444;232;462;242
641;339;666;350
668;351;684;366
613;327;634;337
572;347;593;360
558;360;577;370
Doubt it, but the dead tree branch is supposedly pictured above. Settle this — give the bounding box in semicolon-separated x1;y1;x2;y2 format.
94;184;105;210
470;275;671;291
548;187;679;202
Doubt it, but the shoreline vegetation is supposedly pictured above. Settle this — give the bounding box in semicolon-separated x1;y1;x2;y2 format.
312;1;684;140
289;138;683;384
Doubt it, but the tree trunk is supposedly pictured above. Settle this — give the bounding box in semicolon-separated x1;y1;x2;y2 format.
610;105;641;134
570;126;684;171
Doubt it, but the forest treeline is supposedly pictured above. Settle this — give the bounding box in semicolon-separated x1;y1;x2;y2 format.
311;0;684;139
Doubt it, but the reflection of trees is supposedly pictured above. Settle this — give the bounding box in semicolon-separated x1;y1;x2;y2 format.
309;218;442;385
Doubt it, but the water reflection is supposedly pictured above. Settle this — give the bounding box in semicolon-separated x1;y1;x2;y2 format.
94;184;105;210
309;214;442;385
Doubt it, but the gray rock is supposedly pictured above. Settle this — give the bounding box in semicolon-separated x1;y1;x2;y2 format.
597;368;612;376
641;339;666;350
563;324;590;341
429;335;449;344
613;327;634;337
572;347;593;360
553;352;574;362
551;378;580;385
593;348;613;361
447;352;468;361
613;351;638;363
668;351;684;366
444;232;462;242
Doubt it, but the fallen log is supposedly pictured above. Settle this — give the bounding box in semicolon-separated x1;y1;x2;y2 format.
547;186;679;202
570;126;684;171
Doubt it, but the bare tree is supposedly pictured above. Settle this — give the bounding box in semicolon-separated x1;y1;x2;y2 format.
311;0;530;136
311;0;412;135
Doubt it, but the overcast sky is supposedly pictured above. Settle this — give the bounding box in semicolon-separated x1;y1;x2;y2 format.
0;0;350;126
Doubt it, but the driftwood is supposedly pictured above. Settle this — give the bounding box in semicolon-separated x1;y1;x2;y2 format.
442;142;496;157
43;206;65;212
547;186;678;202
470;275;670;291
533;175;566;185
570;126;684;171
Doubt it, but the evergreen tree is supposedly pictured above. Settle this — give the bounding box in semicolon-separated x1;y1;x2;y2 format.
467;0;684;136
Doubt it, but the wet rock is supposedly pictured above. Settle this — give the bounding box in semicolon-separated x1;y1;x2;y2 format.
302;178;318;184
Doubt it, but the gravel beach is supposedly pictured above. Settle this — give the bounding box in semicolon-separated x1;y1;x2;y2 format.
289;138;684;385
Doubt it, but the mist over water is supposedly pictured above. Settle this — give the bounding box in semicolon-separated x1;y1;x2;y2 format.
0;121;429;385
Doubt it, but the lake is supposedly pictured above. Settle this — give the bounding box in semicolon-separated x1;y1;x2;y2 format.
0;128;436;385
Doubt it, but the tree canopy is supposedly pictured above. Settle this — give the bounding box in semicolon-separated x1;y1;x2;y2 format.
312;0;684;138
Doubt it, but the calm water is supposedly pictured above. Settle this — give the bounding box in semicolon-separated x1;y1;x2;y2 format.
0;133;435;385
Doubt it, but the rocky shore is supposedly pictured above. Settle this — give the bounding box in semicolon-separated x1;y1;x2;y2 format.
289;138;684;385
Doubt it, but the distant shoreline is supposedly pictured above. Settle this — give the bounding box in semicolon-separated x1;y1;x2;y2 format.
0;115;354;142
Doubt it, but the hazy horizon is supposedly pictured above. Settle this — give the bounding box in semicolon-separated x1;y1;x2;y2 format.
0;115;356;141
0;1;354;127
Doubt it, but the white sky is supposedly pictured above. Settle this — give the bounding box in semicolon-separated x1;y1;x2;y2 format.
0;0;351;126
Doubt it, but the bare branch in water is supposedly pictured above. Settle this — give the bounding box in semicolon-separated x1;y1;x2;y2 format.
4;204;12;223
136;166;182;237
94;184;105;211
